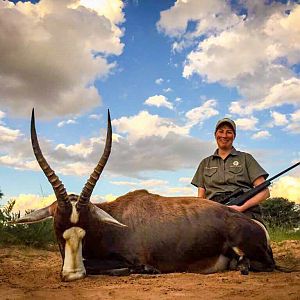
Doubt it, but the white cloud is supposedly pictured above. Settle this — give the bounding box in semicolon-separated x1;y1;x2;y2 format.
52;128;214;178
157;0;240;38
109;183;196;198
229;101;253;116
57;119;77;128
0;125;37;170
110;180;138;187
111;179;167;188
291;110;300;123
144;95;174;110
59;161;94;177
0;125;98;176
163;87;173;93
155;78;164;85
183;26;269;83
158;1;300;116
108;131;214;177
270;176;300;204
263;5;300;65
0;110;216;178
89;114;102;120
0;152;42;172
0;125;23;143
141;179;168;187
228;75;300;115
78;0;124;24
162;186;195;197
270;111;288;127
185;99;219;126
286;122;300;134
235;117;258;131
251;130;271;140
0;0;124;118
286;109;300;134
55;137;97;158
266;109;300;134
172;39;195;53
112;111;188;142
0;110;6;123
0;155;34;170
178;177;191;183
92;193;118;203
255;78;300;111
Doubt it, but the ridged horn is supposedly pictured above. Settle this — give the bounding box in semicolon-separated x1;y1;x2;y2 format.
31;108;68;205
79;109;112;204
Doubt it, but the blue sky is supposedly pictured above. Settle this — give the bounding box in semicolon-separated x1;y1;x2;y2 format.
0;0;299;210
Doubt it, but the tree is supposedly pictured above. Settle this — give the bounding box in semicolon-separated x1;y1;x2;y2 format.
261;197;300;229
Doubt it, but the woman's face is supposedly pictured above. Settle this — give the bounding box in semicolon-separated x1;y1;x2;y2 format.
215;124;235;150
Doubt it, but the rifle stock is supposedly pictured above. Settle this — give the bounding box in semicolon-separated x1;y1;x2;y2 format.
225;161;300;206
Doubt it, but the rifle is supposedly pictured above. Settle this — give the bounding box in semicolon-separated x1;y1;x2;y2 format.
224;161;300;206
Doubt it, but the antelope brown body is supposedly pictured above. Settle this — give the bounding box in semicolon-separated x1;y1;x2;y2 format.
14;109;276;281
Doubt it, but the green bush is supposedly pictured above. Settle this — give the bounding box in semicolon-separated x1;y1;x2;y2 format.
261;197;300;229
0;199;56;248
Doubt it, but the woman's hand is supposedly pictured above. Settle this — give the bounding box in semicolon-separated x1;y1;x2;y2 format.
227;205;244;212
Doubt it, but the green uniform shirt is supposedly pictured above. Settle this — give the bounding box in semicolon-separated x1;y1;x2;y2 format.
191;148;269;200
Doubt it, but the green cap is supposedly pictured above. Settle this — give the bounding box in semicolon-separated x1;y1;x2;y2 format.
215;118;236;135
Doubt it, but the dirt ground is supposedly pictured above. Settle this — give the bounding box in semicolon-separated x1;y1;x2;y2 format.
0;241;299;300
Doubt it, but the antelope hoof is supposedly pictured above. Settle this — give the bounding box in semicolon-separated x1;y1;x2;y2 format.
61;270;86;282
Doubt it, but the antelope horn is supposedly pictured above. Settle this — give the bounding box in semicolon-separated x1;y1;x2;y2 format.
79;109;112;204
31;108;68;206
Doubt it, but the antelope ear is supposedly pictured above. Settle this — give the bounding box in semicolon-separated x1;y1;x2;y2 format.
11;206;53;224
90;205;127;228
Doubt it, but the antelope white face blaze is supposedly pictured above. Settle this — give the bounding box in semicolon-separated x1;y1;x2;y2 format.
70;200;79;224
62;227;86;281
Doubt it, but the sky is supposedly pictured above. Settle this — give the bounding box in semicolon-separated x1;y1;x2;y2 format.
0;0;299;211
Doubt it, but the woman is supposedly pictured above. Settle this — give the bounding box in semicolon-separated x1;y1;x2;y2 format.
191;118;270;220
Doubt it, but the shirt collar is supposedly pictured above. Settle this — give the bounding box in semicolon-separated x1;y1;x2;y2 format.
213;147;238;158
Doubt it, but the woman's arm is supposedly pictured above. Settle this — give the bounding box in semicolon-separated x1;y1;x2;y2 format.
197;187;206;198
228;176;270;212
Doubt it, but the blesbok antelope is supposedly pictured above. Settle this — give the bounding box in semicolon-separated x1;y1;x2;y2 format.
14;109;276;281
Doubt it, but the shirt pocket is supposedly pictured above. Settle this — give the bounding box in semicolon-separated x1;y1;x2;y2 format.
228;166;245;184
204;167;218;177
203;167;218;188
228;166;243;175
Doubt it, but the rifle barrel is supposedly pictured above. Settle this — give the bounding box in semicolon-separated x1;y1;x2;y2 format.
268;161;300;182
